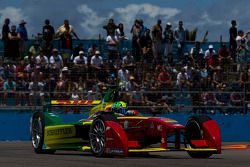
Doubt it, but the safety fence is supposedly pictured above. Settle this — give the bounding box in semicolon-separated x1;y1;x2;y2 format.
0;90;249;115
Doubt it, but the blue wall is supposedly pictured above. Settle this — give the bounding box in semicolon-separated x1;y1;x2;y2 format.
0;112;249;142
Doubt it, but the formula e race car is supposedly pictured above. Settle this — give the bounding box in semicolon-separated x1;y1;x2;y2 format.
30;87;221;158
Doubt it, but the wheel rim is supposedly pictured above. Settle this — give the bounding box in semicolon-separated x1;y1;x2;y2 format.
31;117;43;149
89;119;105;154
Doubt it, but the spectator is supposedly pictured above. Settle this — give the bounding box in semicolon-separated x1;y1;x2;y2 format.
122;51;135;71
117;65;131;91
156;66;172;90
71;43;84;61
28;77;46;106
15;60;28;81
205;44;216;60
130;19;142;62
8;25;21;61
90;50;103;79
163;22;174;61
129;86;145;106
218;43;232;69
35;50;49;71
174;20;186;58
73;51;88;80
49;48;64;71
239;68;250;91
229;86;243;114
29;41;42;57
212;68;227;90
229;20;237;62
236;38;248;72
140;29;153;64
207;53;220;77
151;19;162;58
115;23;127;40
86;85;102;100
17;20;28;58
106;30;119;62
176;68;191;92
236;30;249;49
3;77;17;106
190;41;204;67
87;43;99;64
74;76;86;99
42;19;55;53
215;86;230;115
2;18;10;59
103;18;117;36
55;19;79;50
16;75;28;106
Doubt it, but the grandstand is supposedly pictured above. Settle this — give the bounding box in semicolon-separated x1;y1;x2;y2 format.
0;39;249;115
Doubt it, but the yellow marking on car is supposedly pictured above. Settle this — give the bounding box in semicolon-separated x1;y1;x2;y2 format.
50;100;101;105
184;148;217;151
129;147;169;152
82;146;91;151
82;121;92;126
45;138;87;147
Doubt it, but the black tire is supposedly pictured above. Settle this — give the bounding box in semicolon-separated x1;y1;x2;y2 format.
185;116;213;158
89;112;117;157
30;112;55;154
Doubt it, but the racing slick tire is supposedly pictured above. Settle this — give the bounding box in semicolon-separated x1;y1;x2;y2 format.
89;112;117;157
30;112;55;154
185;116;213;158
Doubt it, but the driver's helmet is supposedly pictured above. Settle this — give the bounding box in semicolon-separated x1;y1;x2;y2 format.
111;101;127;115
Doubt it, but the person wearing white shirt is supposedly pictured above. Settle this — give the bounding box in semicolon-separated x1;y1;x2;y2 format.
73;51;87;66
204;45;216;59
49;48;63;69
90;50;103;69
35;50;49;68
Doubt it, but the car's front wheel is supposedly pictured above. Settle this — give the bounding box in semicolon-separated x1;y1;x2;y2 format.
89;118;106;157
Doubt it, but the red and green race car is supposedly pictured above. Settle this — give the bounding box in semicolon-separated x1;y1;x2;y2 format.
30;87;221;158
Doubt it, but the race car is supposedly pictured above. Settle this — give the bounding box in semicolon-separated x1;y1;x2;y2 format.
30;87;221;158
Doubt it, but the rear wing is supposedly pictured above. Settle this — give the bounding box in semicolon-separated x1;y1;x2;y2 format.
50;100;102;106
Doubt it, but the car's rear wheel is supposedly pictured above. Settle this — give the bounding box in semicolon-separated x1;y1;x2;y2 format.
30;112;55;154
185;116;213;158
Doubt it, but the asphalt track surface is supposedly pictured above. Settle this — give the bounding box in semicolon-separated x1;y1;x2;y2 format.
0;142;249;167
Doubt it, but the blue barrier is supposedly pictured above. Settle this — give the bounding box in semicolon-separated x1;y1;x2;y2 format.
0;112;249;142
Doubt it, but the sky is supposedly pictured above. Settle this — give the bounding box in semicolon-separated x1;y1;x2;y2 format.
0;0;250;41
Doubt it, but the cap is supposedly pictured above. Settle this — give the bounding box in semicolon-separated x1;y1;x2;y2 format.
208;45;213;49
95;50;100;55
166;22;172;26
62;66;68;71
19;20;26;25
79;51;84;55
52;48;58;52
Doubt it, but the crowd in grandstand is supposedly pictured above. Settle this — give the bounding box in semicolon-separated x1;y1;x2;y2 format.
0;18;249;114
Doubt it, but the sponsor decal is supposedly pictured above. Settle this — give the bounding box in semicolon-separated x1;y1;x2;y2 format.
106;148;124;154
46;127;73;137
